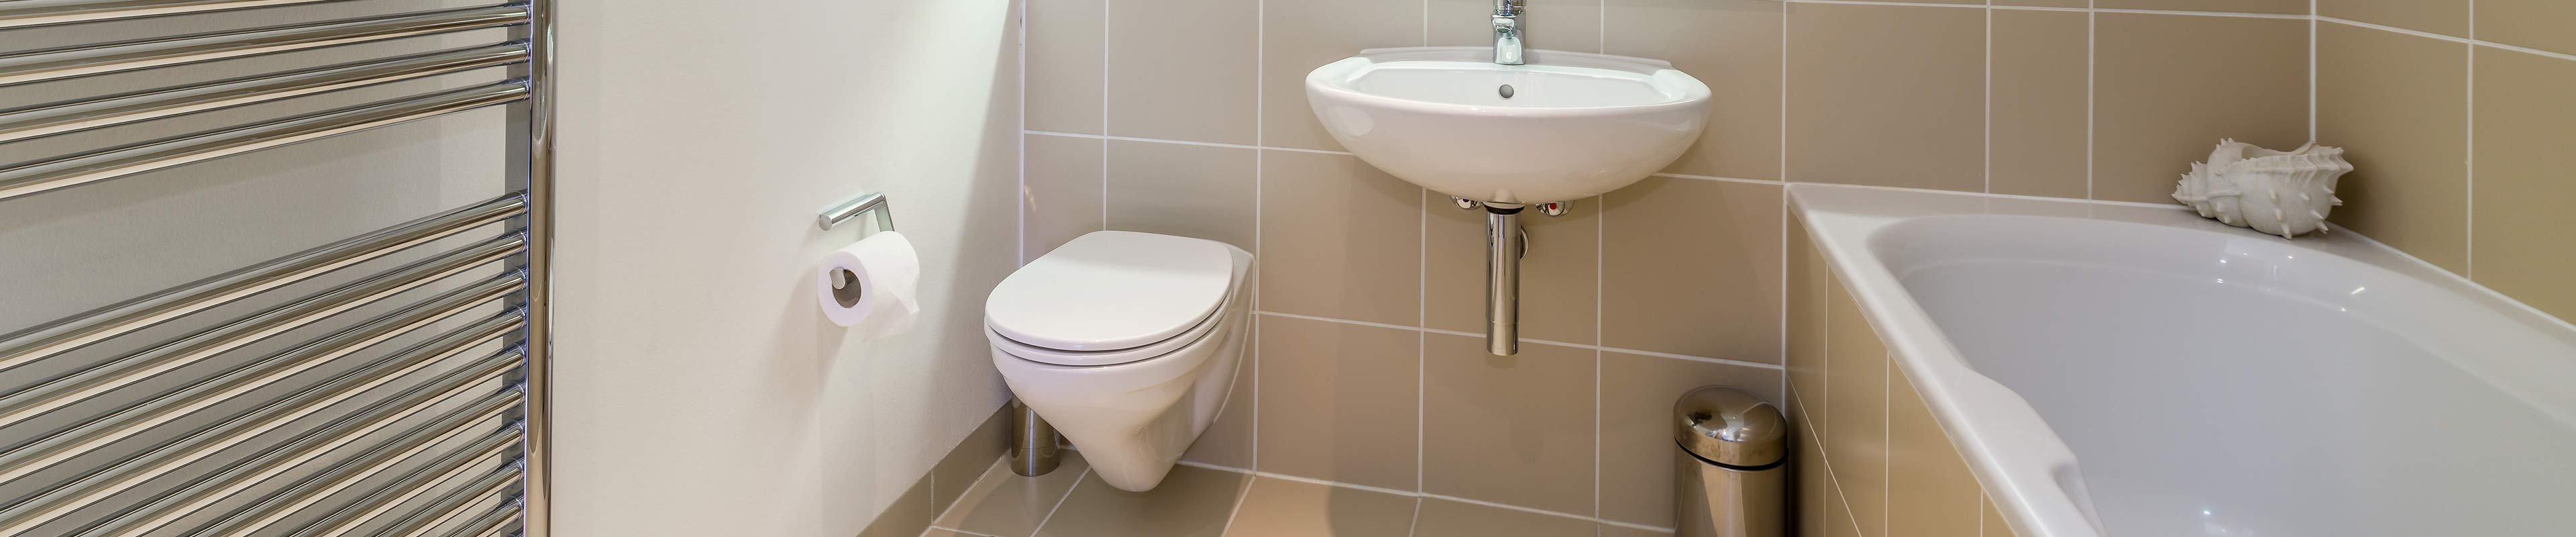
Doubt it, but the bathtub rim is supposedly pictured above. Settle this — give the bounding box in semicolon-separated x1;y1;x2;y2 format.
1785;183;2576;537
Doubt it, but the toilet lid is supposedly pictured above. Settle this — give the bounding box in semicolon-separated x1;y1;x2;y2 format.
985;231;1235;352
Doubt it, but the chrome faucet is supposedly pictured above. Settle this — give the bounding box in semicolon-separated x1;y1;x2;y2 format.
1492;0;1524;65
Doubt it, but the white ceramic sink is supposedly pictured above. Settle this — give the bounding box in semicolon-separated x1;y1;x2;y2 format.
1305;46;1711;205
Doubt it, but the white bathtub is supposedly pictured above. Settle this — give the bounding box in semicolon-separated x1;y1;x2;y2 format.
1792;185;2576;536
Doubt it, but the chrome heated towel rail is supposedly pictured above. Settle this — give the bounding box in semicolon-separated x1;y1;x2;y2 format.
0;1;552;536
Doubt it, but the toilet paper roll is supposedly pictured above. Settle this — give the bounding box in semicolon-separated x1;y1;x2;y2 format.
816;231;922;334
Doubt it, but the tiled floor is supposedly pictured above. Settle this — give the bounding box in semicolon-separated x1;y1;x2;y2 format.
926;452;1669;537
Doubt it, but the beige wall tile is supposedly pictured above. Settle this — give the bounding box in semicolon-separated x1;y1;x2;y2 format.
1036;467;1250;537
1990;9;2091;199
926;530;973;537
1106;140;1258;250
2322;0;2469;36
1183;334;1258;468
1785;3;1986;191
2094;13;2308;204
1605;0;1783;181
932;405;1014;513
1599;351;1782;527
1995;0;2086;7
1426;193;1599;344
1255;315;1421;491
1028;0;1104;134
1264;0;1424;152
1601;178;1783;362
1422;335;1597;515
2318;24;2471;273
1796;422;1831;537
1105;0;1258;144
1221;478;1418;537
2477;0;2576;56
1413;497;1598;537
1787;218;1828;435
2471;48;2576;322
1599;524;1666;537
2097;0;2307;14
1024;134;1106;261
1259;151;1423;325
1823;282;1887;537
1985;495;2017;536
1886;371;1982;537
940;452;1095;537
1827;483;1859;537
1432;0;1603;54
859;473;934;537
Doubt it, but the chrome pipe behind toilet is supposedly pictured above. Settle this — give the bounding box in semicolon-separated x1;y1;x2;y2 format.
1009;398;1060;477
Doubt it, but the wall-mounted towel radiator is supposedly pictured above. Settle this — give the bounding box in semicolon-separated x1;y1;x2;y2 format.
0;1;552;536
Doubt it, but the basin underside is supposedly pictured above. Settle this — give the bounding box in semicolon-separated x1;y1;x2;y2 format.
1304;48;1711;204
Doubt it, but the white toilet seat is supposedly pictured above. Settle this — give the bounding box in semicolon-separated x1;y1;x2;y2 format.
984;230;1255;491
986;285;1231;366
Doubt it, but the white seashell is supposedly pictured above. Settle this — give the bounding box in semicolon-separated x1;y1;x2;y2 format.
2171;140;2353;238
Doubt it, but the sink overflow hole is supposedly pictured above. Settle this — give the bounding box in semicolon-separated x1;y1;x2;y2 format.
1498;84;1515;99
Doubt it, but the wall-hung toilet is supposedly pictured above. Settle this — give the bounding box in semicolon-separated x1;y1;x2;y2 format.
985;231;1254;491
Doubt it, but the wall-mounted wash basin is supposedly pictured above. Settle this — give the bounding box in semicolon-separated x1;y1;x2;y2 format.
1305;46;1711;356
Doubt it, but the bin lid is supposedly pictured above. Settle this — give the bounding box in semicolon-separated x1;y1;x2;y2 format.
1673;386;1787;467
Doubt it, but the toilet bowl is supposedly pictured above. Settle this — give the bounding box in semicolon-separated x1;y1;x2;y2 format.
985;231;1253;491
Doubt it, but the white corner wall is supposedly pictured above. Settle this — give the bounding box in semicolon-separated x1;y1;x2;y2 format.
549;1;1022;535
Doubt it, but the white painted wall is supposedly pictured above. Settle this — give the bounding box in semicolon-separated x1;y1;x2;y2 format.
547;1;1022;535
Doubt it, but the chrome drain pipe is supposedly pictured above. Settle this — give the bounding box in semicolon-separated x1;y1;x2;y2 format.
1458;198;1568;356
1486;205;1523;355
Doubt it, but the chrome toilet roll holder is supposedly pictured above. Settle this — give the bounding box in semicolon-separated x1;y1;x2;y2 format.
817;191;894;232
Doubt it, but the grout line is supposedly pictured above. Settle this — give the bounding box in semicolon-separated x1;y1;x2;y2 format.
1024;466;1093;536
1982;2;1992;194
2307;0;2318;142
924;456;1010;530
2314;16;2576;63
1251;0;1267;473
2464;0;2476;279
1417;189;1429;494
1258;311;1790;371
1651;173;1782;185
1779;1;1789;185
1785;0;2305;20
1878;354;1892;536
927;526;1005;537
1217;467;1260;536
1591;346;1603;520
1099;0;1112;229
2084;1;2095;201
1016;0;1029;266
1177;462;1679;533
1406;496;1425;537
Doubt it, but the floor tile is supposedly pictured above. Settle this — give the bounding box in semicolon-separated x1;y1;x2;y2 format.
1220;477;1418;537
1034;465;1252;537
938;452;1094;537
1598;524;1672;537
1411;497;1597;537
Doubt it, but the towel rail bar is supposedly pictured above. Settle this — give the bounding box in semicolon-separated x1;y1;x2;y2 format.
0;193;525;373
0;82;530;202
0;0;376;30
0;5;528;87
0;234;527;428
70;347;527;537
0;42;529;144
